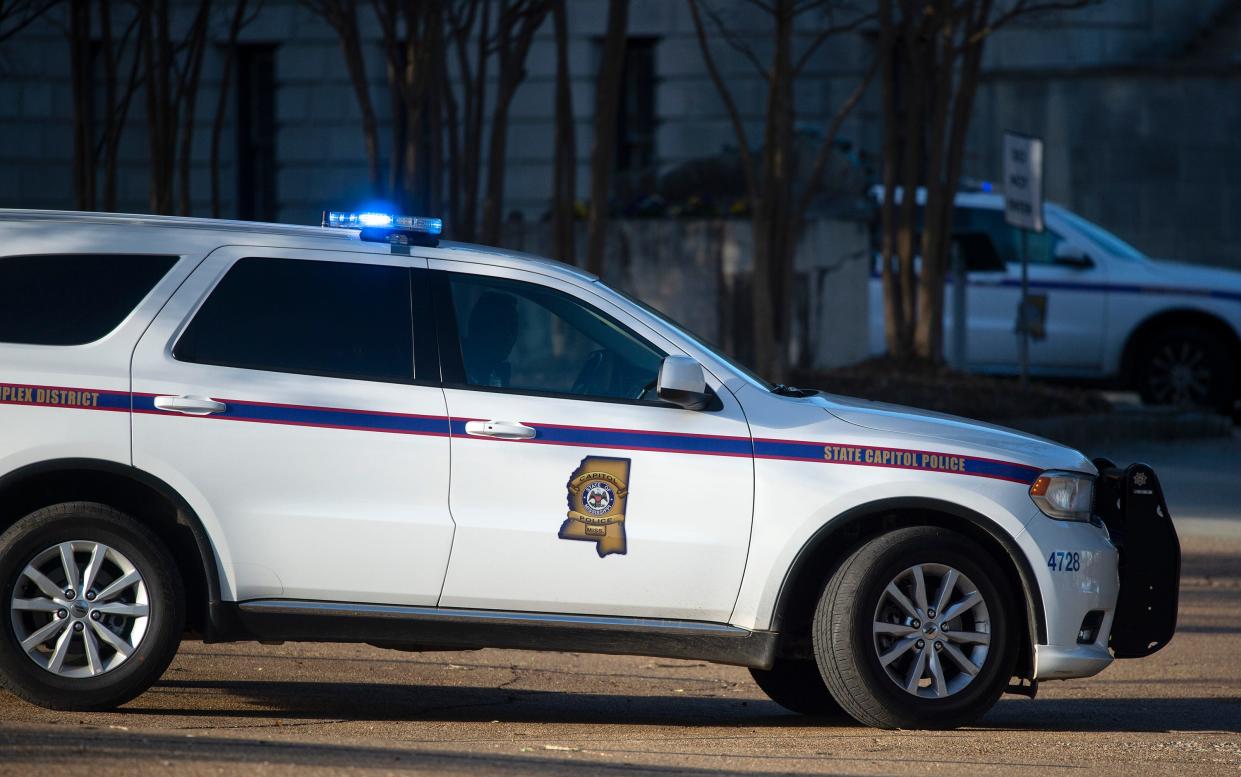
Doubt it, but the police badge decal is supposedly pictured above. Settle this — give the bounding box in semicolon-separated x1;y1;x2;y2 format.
561;456;631;557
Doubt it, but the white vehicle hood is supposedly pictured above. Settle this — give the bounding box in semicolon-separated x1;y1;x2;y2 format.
812;393;1095;474
1141;258;1241;297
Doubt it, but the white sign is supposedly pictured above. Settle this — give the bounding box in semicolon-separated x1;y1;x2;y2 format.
1003;132;1044;233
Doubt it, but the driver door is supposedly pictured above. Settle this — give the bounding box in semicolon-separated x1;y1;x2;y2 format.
426;260;755;623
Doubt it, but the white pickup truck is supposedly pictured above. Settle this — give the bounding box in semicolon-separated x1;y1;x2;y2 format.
868;190;1241;412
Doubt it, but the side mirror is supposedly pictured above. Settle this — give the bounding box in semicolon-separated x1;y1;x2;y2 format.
657;356;710;410
1053;242;1094;269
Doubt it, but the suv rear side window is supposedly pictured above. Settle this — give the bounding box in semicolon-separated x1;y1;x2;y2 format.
174;257;414;383
0;254;177;345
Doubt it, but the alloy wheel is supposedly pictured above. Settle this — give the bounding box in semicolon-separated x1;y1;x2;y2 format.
9;541;150;678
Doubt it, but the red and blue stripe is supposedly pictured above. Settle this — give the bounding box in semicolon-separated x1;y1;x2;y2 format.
3;381;1041;485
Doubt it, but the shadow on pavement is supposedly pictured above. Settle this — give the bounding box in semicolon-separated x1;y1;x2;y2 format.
130;679;1241;734
0;727;850;776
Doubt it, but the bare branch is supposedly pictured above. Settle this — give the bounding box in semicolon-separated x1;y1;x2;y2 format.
0;0;57;45
795;54;878;218
700;0;768;81
792;9;877;76
738;0;775;14
960;0;1097;50
686;0;759;202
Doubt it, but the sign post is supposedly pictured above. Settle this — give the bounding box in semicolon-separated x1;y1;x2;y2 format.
1002;131;1044;387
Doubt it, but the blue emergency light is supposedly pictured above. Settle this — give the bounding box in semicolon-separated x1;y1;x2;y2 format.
322;210;443;249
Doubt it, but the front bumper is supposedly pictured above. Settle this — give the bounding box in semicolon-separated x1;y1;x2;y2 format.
1022;461;1180;681
1092;459;1181;658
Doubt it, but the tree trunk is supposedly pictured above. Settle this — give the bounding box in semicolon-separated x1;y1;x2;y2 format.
584;0;628;276
550;0;576;265
68;0;95;211
176;1;211;216
877;0;904;358
211;0;248;218
750;0;795;382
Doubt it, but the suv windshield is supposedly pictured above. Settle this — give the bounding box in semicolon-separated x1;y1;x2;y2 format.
1053;208;1146;261
602;282;776;392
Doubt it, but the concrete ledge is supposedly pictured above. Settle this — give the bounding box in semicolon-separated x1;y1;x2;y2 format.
1006;408;1235;450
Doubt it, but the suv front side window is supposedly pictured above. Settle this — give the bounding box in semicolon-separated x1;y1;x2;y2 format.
439;273;665;403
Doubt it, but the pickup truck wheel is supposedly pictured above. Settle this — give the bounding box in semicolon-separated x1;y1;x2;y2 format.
749;658;843;716
813;527;1016;730
0;502;184;710
1137;326;1235;410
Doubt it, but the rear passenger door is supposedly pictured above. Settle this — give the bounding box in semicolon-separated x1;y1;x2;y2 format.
131;246;454;606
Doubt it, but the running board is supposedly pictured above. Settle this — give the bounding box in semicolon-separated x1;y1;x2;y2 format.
229;599;778;669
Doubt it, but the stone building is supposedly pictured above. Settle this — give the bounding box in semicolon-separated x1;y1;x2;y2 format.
0;0;1237;268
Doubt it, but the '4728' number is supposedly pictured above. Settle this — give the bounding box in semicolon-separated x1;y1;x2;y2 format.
1047;551;1081;572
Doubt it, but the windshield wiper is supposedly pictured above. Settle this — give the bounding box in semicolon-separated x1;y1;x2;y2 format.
772;383;817;397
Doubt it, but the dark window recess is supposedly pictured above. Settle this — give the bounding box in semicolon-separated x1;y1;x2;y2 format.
236;44;278;222
0;254;177;345
613;36;658;199
174;257;414;383
441;273;664;402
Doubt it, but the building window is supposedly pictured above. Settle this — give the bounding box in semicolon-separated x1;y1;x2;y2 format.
614;37;658;199
236;44;277;221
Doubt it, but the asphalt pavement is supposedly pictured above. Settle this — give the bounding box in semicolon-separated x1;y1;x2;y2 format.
0;434;1238;776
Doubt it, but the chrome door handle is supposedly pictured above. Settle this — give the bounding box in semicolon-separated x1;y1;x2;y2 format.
153;395;227;416
463;420;536;440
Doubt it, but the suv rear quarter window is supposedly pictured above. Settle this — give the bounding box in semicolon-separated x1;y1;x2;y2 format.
0;254;177;345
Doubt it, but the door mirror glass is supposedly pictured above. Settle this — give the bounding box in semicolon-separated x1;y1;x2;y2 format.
657;356;709;410
1053;241;1094;269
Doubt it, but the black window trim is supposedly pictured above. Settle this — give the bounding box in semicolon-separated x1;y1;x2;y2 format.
427;267;718;411
171;255;432;387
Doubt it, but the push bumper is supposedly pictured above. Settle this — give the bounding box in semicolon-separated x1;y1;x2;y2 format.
1092;459;1181;658
1025;460;1180;681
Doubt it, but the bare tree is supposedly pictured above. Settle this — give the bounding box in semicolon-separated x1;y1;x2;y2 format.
301;0;384;197
137;0;214;215
0;0;55;45
65;0;145;211
444;0;548;243
583;0;626;276
549;0;575;265
478;0;549;245
687;0;876;381
210;0;260;218
877;0;1095;362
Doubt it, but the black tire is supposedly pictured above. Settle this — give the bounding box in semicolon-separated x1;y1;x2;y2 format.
749;658;844;716
1136;325;1235;411
813;527;1017;730
0;502;184;710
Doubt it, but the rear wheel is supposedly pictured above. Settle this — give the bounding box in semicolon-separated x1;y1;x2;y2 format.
1136;326;1235;411
749;658;843;716
813;527;1017;729
0;502;184;710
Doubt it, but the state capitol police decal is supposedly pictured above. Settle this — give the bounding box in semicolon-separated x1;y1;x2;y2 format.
561;456;630;557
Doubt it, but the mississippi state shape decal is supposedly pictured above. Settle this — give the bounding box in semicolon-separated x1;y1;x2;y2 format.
561;456;631;557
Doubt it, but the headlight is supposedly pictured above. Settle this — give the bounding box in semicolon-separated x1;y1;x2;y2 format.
1029;470;1094;522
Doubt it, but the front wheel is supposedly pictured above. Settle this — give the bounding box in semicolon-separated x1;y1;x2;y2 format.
0;502;184;710
813;527;1017;729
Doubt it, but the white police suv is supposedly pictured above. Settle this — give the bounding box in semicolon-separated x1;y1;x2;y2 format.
0;209;1178;729
869;189;1241;411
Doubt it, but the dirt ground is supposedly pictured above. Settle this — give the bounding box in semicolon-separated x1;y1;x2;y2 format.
0;531;1236;777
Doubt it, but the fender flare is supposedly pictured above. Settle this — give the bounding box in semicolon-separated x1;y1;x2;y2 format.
770;496;1047;645
0;457;235;638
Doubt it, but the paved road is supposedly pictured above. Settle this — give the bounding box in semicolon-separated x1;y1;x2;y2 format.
1;437;1238;776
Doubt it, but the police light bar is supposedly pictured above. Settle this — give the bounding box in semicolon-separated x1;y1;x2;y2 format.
322;210;443;249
